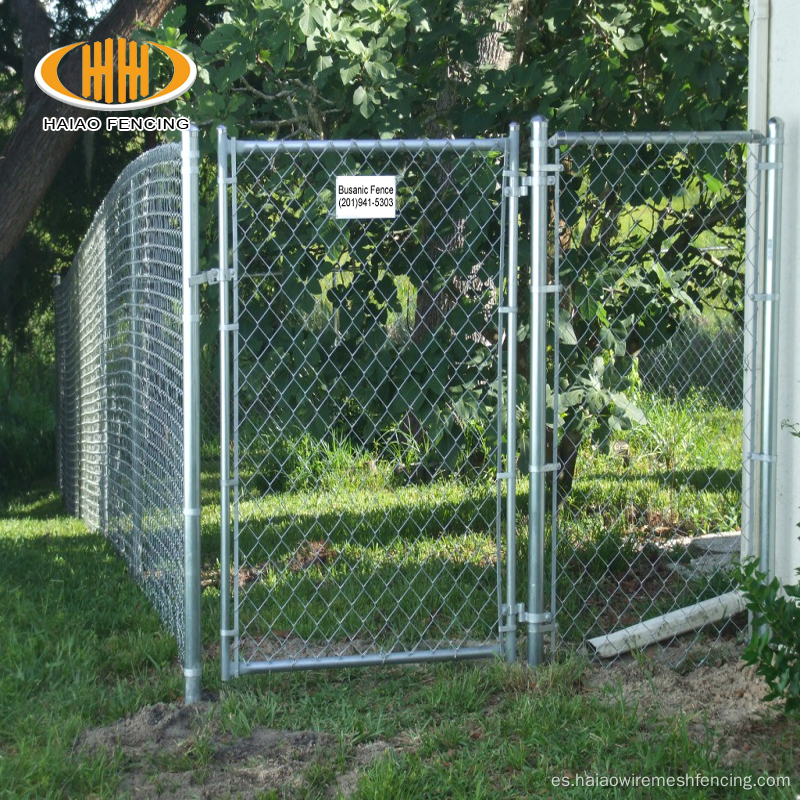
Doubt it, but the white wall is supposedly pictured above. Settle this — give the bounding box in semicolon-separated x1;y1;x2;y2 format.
751;0;800;585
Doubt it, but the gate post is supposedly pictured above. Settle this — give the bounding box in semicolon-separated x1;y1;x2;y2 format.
758;117;784;578
182;124;203;704
527;116;549;667
218;126;233;682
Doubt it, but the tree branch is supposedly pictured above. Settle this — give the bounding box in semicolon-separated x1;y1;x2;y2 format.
0;0;176;268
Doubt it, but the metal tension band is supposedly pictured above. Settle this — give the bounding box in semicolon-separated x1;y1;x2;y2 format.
749;293;778;302
498;624;517;634
521;611;553;624
220;629;237;638
189;268;220;287
183;507;201;517
496;471;512;481
756;161;783;171
220;323;239;332
183;313;202;324
530;284;562;294
497;305;518;314
523;165;563;177
746;452;777;463
183;667;202;678
504;183;528;198
529;463;558;474
221;478;238;488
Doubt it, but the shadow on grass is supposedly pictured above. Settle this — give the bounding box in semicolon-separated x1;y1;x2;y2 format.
0;480;66;521
576;467;741;495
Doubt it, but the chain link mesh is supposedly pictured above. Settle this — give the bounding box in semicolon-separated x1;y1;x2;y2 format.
229;138;511;666
549;132;760;663
55;144;186;655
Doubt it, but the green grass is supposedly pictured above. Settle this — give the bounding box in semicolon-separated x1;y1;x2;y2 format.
1;386;786;797
196;386;746;658
1;483;799;798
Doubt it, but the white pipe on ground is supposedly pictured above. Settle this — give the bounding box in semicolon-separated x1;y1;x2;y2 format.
586;591;747;658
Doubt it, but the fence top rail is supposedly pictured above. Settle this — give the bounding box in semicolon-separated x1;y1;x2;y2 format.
234;136;508;156
550;130;764;147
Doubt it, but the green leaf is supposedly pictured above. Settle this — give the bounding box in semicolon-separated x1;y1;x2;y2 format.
340;64;361;85
201;23;240;53
557;309;578;345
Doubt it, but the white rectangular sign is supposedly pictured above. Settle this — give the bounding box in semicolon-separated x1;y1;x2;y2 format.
335;175;397;219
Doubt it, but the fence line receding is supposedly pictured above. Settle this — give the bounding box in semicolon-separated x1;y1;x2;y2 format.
56;142;189;657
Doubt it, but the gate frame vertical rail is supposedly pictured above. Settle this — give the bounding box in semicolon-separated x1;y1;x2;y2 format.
182;124;202;704
230;134;242;678
500;122;521;663
218;126;235;682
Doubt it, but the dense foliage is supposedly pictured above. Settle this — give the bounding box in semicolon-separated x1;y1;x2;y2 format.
1;0;751;483
143;0;751;475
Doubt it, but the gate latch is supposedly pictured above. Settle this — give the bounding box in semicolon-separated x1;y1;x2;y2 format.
189;268;232;287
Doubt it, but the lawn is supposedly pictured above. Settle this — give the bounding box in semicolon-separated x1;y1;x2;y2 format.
1;390;796;799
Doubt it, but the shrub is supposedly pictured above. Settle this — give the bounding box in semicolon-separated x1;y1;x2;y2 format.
736;423;800;712
737;556;800;712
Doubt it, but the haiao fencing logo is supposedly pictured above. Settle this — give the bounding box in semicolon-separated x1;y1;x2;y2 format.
35;38;196;111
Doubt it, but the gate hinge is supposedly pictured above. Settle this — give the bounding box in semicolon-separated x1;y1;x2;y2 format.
502;604;556;634
522;165;563;188
504;174;528;198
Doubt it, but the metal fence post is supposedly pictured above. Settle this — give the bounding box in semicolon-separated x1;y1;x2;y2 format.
503;123;521;663
131;175;143;575
527;116;549;667
759;117;784;578
182;124;202;704
54;275;63;494
218;126;233;682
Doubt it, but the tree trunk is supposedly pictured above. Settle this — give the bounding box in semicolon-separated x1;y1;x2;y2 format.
0;0;175;268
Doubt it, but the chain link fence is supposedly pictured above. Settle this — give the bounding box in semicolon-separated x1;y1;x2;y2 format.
55;143;187;655
54;122;777;691
547;130;763;663
222;134;516;671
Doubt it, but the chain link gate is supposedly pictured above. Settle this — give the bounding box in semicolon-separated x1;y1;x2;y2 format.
216;127;522;676
212;118;781;681
533;120;781;664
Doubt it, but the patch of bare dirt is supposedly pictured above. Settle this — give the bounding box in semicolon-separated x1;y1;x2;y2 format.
584;644;783;766
76;702;395;799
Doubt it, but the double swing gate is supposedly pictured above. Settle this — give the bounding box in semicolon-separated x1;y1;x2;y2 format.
212;117;781;682
56;118;783;702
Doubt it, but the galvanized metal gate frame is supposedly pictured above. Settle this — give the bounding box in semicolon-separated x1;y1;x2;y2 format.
216;125;524;678
530;118;783;662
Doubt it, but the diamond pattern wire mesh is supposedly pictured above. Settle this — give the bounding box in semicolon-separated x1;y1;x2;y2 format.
55;144;186;655
229;138;510;665
548;132;761;662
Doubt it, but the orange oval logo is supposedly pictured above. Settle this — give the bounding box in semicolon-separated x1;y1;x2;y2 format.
34;38;196;110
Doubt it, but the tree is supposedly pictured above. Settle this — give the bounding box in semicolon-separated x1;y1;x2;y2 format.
142;0;748;485
0;0;177;270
